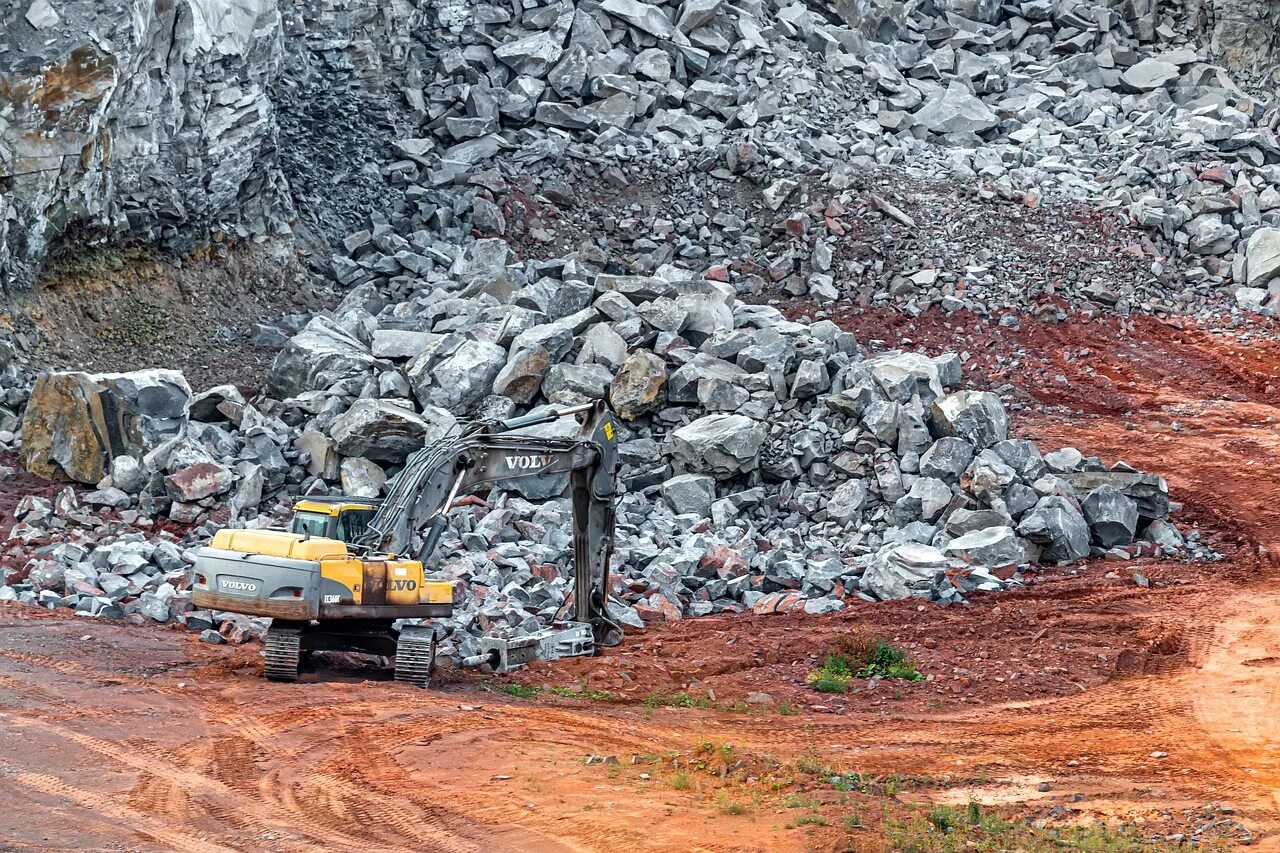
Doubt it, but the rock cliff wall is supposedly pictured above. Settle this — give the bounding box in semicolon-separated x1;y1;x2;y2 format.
1;0;291;291
1184;0;1280;82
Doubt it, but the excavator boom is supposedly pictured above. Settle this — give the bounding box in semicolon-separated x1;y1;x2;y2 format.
357;400;620;645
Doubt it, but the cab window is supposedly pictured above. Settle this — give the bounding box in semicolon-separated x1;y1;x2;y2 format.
337;509;374;543
291;511;330;539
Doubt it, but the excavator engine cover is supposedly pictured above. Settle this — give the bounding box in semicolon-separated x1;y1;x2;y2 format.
191;529;453;620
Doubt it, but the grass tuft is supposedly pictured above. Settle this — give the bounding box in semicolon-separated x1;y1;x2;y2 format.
805;631;923;694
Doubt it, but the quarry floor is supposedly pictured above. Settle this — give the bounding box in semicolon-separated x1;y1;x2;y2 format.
2;308;1280;851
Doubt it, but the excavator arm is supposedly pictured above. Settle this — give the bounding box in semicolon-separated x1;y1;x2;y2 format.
356;400;621;646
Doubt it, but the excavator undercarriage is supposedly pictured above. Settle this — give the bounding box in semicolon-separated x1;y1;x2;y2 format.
191;401;622;685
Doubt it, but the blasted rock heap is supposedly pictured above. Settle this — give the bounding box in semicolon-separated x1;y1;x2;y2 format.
2;0;1265;655
7;242;1212;657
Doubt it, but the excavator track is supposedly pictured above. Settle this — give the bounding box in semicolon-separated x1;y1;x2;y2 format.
263;626;303;682
394;625;436;688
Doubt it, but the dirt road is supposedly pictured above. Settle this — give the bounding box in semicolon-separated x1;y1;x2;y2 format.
2;310;1279;851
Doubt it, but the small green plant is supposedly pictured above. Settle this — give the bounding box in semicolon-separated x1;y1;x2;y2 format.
495;683;539;698
928;805;958;833
670;771;691;790
966;799;981;827
843;810;862;831
883;775;903;797
643;691;710;710
857;641;924;681
805;632;923;694
806;654;854;692
794;814;829;827
777;701;798;716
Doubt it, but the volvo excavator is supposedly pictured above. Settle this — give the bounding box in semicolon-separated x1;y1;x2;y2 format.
190;401;622;686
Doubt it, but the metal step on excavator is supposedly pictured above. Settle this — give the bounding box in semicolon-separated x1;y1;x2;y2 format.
190;400;623;686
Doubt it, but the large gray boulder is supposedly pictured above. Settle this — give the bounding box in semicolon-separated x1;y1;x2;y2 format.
1016;497;1090;564
944;526;1039;568
931;391;1009;450
543;363;614;404
601;0;675;37
913;82;998;135
919;437;974;482
1081;485;1139;547
661;474;716;517
670;414;766;479
1245;227;1280;287
1063;470;1169;521
668;354;746;403
861;543;948;601
867;351;946;405
991;439;1046;481
329;400;457;463
22;369;191;484
826;478;868;524
340;457;387;498
410;339;508;415
1119;57;1181;92
269;317;375;399
934;0;1001;22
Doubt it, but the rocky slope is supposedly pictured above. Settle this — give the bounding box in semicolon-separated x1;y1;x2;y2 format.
2;0;1277;297
0;0;1270;655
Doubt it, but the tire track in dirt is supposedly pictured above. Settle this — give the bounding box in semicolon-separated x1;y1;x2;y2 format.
8;771;232;853
0;709;469;851
1187;582;1280;814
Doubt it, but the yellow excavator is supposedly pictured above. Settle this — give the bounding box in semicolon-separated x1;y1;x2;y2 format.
191;401;622;685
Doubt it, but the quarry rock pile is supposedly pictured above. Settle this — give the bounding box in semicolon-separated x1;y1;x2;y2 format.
1;250;1216;652
1;0;1257;654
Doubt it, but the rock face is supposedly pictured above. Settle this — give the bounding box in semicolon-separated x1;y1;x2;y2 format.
22;370;191;484
1185;0;1280;82
1;0;290;291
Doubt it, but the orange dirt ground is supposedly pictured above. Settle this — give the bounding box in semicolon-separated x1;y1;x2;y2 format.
2;308;1279;852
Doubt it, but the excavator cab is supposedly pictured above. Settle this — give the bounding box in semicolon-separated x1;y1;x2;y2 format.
289;498;379;543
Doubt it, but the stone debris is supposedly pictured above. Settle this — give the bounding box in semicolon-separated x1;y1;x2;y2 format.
0;0;1247;657
0;287;1214;655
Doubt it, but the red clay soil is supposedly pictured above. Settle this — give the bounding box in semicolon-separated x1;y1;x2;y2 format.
0;309;1279;851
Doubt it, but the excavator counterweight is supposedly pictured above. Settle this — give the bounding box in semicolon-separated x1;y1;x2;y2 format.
190;401;622;685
